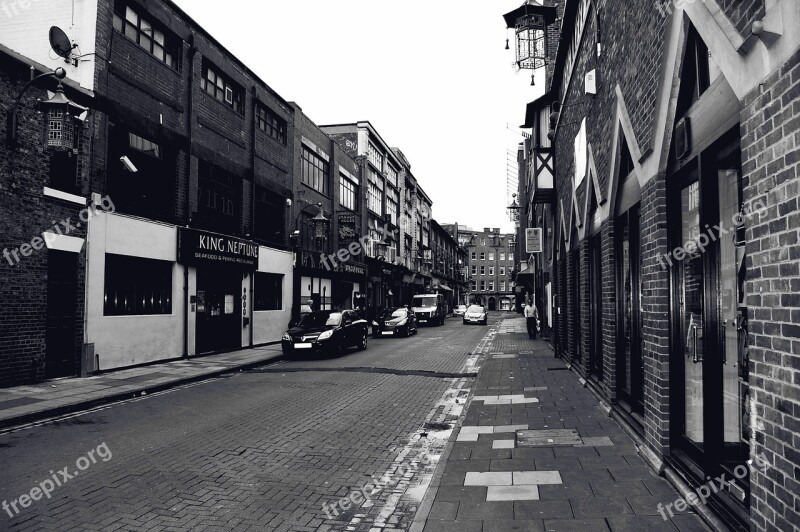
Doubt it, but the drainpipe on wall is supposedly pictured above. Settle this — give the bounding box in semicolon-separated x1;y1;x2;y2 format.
250;84;257;348
183;33;197;359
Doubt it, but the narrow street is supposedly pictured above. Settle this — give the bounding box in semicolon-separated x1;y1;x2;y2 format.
0;316;498;531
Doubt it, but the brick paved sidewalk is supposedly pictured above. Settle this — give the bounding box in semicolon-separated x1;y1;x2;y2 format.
0;345;283;430
417;317;712;532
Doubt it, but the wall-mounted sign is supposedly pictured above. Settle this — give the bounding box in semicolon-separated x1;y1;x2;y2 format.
526;228;543;254
178;227;258;269
338;213;358;242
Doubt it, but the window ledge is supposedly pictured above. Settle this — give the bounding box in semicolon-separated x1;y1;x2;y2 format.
43;187;86;206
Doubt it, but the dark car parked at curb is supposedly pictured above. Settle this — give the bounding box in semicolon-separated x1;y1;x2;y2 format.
282;310;368;356
462;304;488;325
371;307;418;338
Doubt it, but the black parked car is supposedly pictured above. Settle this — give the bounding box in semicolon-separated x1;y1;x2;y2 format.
371;307;418;338
282;310;368;356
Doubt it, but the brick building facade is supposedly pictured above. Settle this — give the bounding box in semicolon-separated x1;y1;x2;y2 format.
513;0;800;529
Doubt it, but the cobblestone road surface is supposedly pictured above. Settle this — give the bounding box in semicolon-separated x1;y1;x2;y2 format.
0;316;499;531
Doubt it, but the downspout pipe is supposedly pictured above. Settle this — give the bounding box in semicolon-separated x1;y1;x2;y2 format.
183;33;197;359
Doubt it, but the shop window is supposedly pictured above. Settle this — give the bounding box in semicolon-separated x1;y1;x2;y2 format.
201;60;244;115
113;2;179;69
301;146;329;195
197;161;240;234
104;254;172;316
254;272;283;311
256;105;287;144
108;127;175;222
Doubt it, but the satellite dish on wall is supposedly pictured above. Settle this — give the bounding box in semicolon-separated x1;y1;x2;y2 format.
49;26;74;59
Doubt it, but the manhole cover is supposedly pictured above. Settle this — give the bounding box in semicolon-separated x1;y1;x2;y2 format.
516;428;581;447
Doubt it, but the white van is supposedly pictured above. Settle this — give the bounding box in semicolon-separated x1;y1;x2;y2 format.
412;293;445;326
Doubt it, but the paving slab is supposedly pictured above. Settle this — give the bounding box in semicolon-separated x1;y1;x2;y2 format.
416;316;700;532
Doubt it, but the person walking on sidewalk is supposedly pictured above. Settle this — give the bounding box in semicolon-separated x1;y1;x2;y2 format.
524;300;538;339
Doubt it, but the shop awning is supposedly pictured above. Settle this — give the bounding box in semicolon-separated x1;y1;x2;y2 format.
436;284;453;292
515;267;536;291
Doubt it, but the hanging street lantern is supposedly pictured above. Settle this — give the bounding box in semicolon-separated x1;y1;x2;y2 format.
40;81;86;151
507;193;521;225
6;66;85;149
311;202;329;247
503;1;558;75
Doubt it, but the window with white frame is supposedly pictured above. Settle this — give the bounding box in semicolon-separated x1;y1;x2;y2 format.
500;281;506;292
481;238;486;246
472;280;477;291
340;175;358;211
489;281;495;291
500;252;506;261
480;280;486;291
480;266;485;275
480;252;485;261
471;251;476;260
489;266;494;276
386;188;399;224
367;142;383;171
471;266;477;275
500;266;505;276
489;252;495;261
301;146;329;194
368;181;382;214
386;164;398;187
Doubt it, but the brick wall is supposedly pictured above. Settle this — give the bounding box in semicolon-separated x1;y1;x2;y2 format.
600;219;617;400
717;0;766;37
740;48;800;532
0;55;88;387
639;174;671;455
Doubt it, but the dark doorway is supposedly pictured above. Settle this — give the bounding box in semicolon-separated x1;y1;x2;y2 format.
196;266;242;354
46;251;78;378
616;205;643;414
589;233;603;379
488;297;496;311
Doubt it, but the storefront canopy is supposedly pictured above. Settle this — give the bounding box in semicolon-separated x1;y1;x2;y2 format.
435;284;453;292
515;267;536;291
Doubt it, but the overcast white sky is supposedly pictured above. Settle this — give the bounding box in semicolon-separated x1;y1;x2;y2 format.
173;0;545;234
